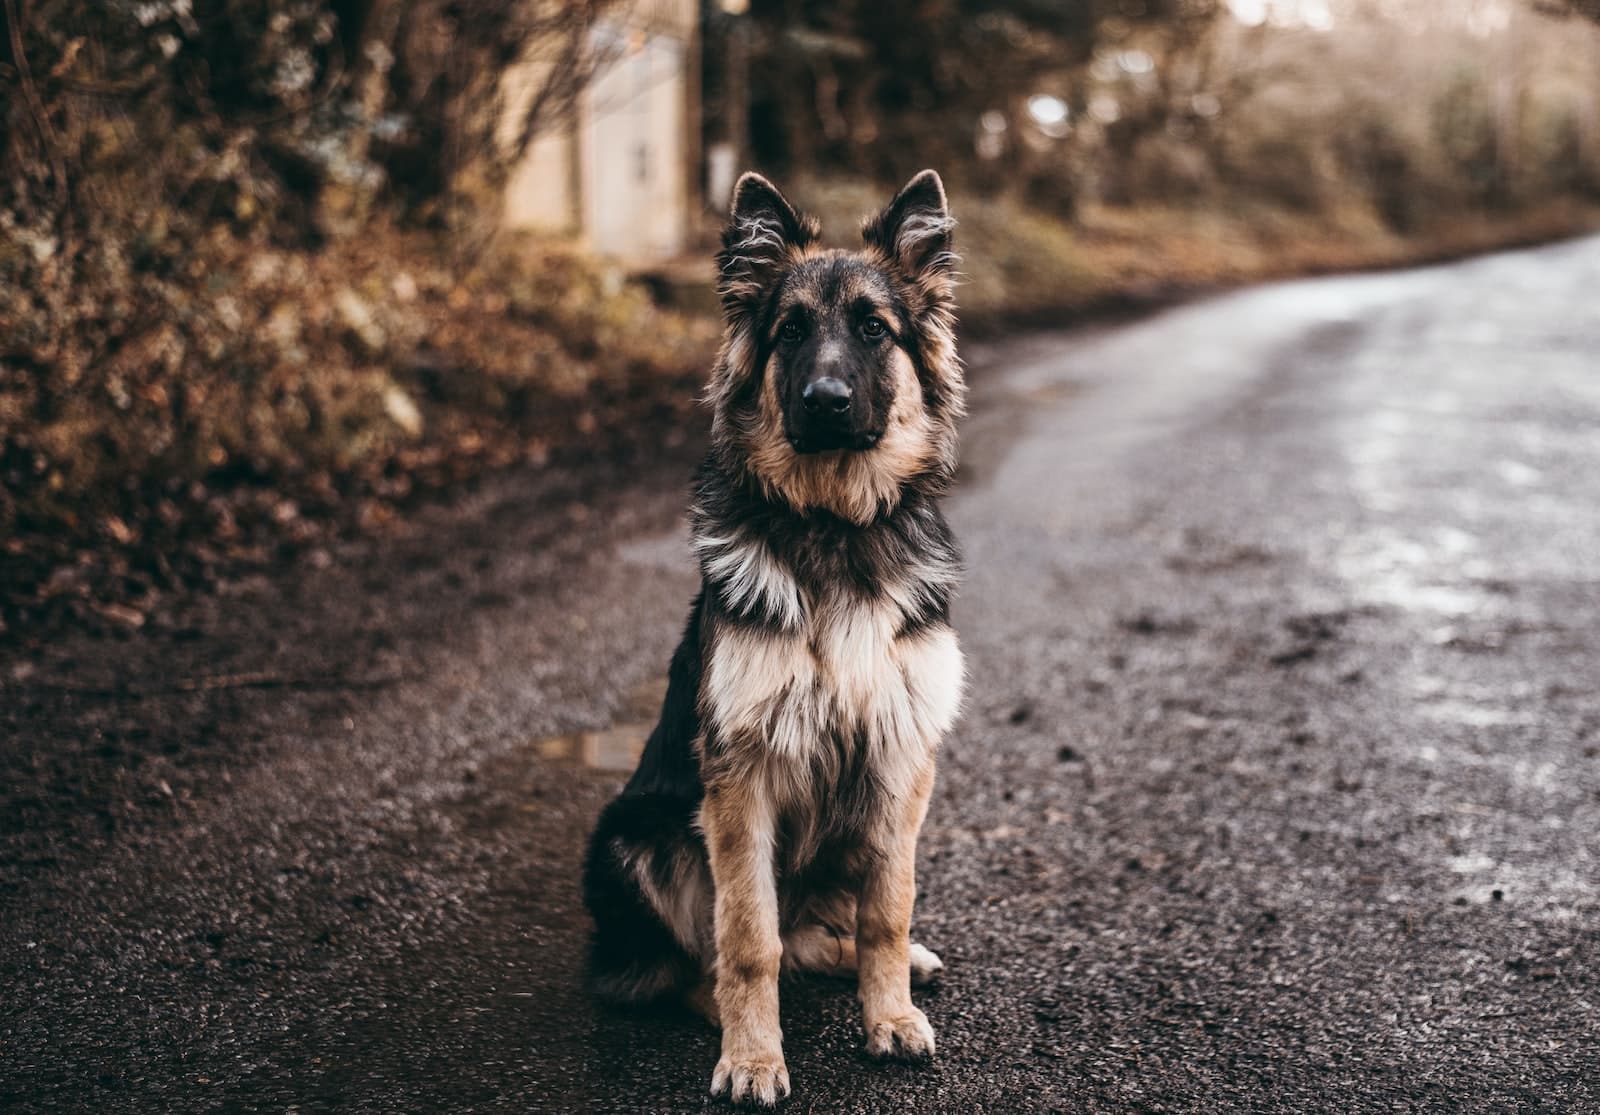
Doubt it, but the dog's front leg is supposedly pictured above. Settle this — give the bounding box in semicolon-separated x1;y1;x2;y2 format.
857;759;937;1060
701;784;789;1106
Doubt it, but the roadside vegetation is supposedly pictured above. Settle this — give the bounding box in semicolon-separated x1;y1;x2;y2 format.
3;0;1600;638
795;183;1599;332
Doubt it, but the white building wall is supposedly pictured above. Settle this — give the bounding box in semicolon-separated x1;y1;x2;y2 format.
500;1;695;263
580;29;688;259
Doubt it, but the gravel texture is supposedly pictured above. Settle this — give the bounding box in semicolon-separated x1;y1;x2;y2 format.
3;237;1598;1113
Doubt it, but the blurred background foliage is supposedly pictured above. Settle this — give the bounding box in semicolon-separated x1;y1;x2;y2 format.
726;0;1600;217
721;0;1600;320
2;0;1599;634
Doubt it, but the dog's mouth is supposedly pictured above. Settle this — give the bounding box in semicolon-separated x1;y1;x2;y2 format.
787;429;883;455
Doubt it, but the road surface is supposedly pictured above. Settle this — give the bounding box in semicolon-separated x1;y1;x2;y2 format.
4;236;1599;1113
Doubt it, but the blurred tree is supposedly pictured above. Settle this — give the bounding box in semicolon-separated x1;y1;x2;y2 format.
1541;0;1600;18
724;0;1220;202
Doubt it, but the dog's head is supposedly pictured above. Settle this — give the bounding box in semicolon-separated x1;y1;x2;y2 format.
708;171;965;524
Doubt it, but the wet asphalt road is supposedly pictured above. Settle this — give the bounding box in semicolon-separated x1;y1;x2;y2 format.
4;236;1600;1113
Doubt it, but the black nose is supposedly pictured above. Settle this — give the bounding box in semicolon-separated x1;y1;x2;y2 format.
802;377;852;414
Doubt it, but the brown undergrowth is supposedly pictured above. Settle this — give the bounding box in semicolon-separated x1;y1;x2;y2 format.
0;224;716;641
790;180;1600;331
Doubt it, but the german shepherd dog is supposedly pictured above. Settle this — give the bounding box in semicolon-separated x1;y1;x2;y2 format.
583;170;966;1107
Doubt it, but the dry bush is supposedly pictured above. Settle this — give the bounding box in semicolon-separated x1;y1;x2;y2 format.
0;217;717;633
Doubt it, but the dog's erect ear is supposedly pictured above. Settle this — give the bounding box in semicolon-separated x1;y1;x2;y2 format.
861;169;956;296
717;173;818;316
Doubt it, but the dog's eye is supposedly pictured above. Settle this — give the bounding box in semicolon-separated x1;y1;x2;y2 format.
861;317;887;340
779;320;805;344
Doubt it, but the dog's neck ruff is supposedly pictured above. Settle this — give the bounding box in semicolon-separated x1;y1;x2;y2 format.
737;450;946;527
690;464;960;638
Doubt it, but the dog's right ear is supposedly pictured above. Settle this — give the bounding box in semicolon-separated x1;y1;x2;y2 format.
861;169;956;306
717;173;818;317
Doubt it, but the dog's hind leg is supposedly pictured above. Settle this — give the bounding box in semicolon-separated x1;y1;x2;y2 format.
783;924;944;985
908;941;944;985
686;973;721;1028
783;923;855;978
583;793;710;1006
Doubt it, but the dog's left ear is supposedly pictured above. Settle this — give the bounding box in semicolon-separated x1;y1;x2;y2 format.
717;173;819;317
862;169;956;298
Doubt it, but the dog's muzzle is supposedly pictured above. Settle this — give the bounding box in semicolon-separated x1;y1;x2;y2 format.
790;377;881;453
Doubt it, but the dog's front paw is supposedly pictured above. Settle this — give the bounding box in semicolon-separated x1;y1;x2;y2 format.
865;1007;936;1060
710;1051;790;1107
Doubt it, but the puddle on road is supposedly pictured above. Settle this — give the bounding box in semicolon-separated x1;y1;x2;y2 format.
1408;674;1542;734
1417;699;1538;729
531;676;665;773
1336;528;1502;620
536;726;651;772
1496;459;1543;488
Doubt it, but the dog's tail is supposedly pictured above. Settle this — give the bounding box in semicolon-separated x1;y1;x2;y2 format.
582;790;708;1005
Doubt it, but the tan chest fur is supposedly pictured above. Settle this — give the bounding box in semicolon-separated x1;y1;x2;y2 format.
703;593;964;805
